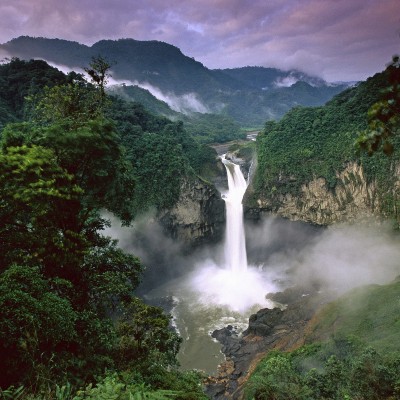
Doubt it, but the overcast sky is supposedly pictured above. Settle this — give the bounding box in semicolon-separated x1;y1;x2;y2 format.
0;0;399;82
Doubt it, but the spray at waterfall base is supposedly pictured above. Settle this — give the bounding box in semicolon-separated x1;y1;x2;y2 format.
187;155;279;313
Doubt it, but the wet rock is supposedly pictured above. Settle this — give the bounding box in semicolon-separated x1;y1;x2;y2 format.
206;285;337;399
158;176;225;245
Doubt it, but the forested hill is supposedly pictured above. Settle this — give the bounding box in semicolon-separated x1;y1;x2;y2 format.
248;64;400;224
0;36;347;126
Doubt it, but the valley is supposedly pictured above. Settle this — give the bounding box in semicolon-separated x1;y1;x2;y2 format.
0;37;399;400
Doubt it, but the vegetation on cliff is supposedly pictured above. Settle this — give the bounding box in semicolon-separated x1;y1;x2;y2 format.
251;63;400;221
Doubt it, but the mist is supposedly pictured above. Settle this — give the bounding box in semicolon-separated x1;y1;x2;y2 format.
107;74;210;114
104;213;400;306
290;222;400;293
40;61;209;115
127;80;209;114
273;75;299;88
246;217;400;295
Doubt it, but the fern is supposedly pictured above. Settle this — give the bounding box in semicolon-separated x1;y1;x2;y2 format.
73;375;182;400
55;383;74;400
0;385;25;399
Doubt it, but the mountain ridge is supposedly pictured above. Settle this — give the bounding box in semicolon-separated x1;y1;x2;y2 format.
0;36;348;126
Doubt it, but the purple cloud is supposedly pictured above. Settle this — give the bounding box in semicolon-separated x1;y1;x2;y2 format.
0;0;398;81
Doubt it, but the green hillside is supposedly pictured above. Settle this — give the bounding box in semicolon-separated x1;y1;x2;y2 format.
305;279;400;353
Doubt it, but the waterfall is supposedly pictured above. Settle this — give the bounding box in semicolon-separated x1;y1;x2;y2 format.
185;154;277;314
222;156;248;273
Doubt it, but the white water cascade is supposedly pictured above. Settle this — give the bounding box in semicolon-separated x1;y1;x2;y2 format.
183;154;278;315
222;156;248;273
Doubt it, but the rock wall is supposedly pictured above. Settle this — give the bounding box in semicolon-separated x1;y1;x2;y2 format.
246;162;386;225
158;176;225;245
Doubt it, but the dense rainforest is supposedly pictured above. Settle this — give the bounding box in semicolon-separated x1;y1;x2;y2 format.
0;58;213;399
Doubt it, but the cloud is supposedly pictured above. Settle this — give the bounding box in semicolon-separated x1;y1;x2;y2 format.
130;81;209;113
0;0;399;81
112;79;209;114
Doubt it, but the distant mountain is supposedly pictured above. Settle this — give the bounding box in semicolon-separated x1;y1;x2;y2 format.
218;66;327;90
0;36;348;126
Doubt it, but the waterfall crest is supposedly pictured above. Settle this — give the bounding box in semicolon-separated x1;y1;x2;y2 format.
222;156;248;273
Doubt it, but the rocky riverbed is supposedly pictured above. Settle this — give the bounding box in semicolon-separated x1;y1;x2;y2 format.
205;283;338;399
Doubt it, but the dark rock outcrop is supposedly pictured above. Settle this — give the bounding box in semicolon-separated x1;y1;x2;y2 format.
206;285;337;399
158;177;225;245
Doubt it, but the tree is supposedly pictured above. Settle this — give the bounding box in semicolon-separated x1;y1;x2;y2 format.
0;145;84;273
27;83;100;128
356;55;400;155
84;56;113;105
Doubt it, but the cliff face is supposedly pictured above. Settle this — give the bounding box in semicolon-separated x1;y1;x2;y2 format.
246;162;387;225
158;177;225;245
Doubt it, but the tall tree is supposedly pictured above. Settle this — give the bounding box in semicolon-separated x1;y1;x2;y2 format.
356;55;400;155
84;55;113;105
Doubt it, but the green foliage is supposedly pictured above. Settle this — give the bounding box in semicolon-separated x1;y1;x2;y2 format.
245;353;311;400
106;97;218;213
0;144;84;271
28;83;101;128
116;298;181;372
0;57;68;126
245;344;400;400
84;55;113;104
83;236;143;312
74;374;182;400
184;113;245;144
356;55;400;155
305;280;400;354
0;385;25;399
0;265;77;389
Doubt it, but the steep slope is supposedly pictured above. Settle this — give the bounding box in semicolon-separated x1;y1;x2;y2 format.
246;68;400;225
0;36;346;126
305;278;400;353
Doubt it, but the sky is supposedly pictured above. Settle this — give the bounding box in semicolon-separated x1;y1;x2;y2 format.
0;0;399;82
